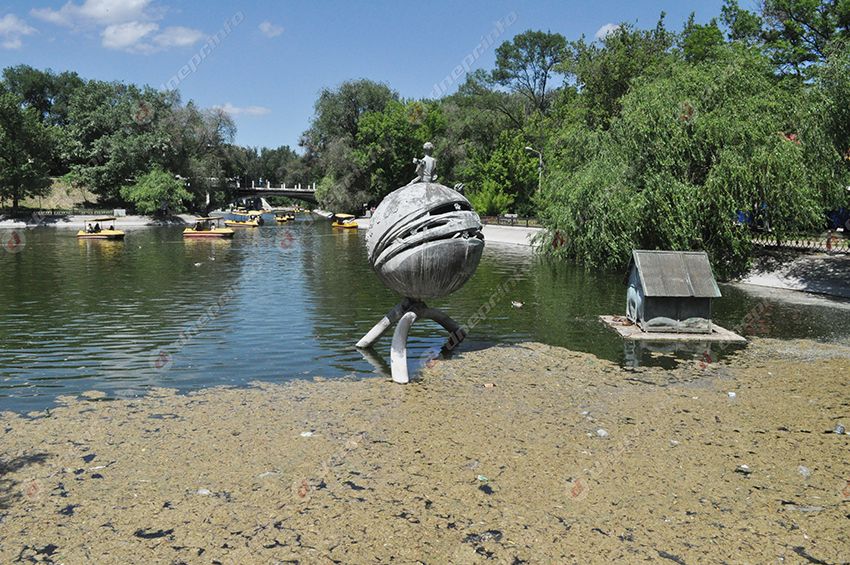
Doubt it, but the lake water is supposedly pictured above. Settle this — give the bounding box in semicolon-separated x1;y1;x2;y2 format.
1;216;848;412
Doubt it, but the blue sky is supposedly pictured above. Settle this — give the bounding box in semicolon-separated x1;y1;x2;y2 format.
0;0;728;149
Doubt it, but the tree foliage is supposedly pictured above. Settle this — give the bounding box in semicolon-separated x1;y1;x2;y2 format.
492;30;567;114
540;44;843;275
0;92;53;210
119;166;191;215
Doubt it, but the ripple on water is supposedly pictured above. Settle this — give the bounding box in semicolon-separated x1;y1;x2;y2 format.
1;223;849;411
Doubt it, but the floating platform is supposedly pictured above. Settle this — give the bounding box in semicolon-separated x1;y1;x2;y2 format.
599;315;747;343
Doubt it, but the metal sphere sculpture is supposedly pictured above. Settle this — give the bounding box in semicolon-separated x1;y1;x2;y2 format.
356;146;485;384
366;182;484;300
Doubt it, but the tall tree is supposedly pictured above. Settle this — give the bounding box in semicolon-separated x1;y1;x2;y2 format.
492;30;567;114
682;16;726;62
0;92;53;211
1;65;83;126
564;16;674;128
301;79;397;157
720;0;850;75
301;79;397;210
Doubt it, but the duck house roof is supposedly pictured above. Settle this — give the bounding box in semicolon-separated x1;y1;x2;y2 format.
630;250;721;298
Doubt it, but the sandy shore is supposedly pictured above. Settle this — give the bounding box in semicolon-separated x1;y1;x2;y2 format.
1;339;847;563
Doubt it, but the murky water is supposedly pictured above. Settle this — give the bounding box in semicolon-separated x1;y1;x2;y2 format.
1;216;848;412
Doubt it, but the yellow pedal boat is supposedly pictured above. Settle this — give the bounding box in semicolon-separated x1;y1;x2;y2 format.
183;217;234;238
77;217;125;239
224;218;261;228
331;213;358;229
225;211;264;227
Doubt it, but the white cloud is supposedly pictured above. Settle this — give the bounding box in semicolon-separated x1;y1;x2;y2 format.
101;20;156;51
594;22;620;41
258;21;283;38
0;14;37;49
214;103;271;117
153;26;203;48
32;0;155;28
31;0;201;53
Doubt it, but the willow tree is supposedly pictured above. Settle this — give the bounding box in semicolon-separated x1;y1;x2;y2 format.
540;45;840;276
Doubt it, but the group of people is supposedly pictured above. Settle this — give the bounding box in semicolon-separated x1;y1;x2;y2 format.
85;222;114;233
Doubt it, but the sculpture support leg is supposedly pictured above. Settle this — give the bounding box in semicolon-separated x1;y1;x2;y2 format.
357;299;466;384
420;307;466;349
356;299;410;349
390;311;418;384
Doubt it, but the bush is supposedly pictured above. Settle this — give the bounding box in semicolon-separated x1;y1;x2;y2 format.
119;166;190;215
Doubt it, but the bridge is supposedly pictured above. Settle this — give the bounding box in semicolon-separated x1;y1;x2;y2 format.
233;181;317;204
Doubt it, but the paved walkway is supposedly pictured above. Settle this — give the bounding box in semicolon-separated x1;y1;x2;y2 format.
481;224;543;246
740;249;850;299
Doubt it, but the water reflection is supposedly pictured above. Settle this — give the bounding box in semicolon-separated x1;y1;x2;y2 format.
0;219;848;412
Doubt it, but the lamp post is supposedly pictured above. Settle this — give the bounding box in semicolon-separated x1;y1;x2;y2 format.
525;146;543;193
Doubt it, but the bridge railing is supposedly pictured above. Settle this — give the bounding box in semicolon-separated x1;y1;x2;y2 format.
236;181;316;191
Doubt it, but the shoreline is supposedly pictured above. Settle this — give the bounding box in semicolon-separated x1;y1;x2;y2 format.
0;338;846;562
0;214;196;229
6;216;850;301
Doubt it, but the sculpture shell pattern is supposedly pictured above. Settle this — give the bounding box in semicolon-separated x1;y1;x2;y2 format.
366;182;485;300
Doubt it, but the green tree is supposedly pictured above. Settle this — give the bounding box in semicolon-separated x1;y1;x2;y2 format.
301;79;397;157
720;0;764;44
682;16;726;62
354;100;444;200
119;166;191;215
492;30;567;114
720;0;850;75
162;102;236;209
462;130;537;215
0;92;53;211
301;79;397;210
64;80;173;202
540;45;833;276
1;65;83;126
563;16;674;128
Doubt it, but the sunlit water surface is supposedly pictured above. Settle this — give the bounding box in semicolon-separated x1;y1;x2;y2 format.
1;217;848;412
